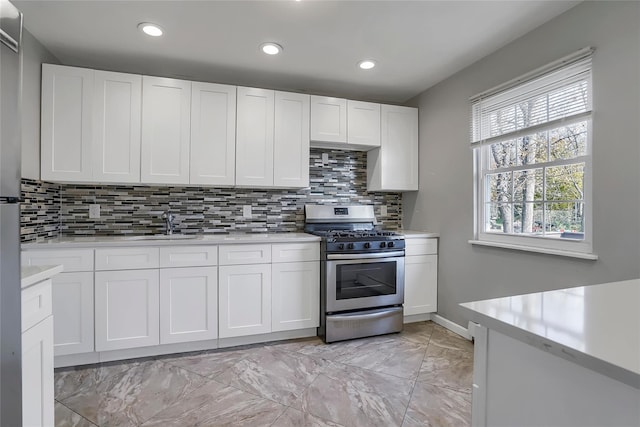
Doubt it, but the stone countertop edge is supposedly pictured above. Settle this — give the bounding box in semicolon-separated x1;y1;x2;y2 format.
399;230;439;238
21;232;322;249
21;264;64;289
460;280;640;390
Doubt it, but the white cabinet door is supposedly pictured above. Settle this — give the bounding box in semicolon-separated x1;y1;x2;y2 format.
310;95;347;143
190;82;236;186
141;76;191;184
95;269;160;351
368;105;419;191
218;264;271;338
347;100;381;148
272;261;319;332
274;91;310;188
93;70;142;183
51;272;94;356
22;316;54;427
41;64;93;182
236;87;274;187
404;255;438;315
160;267;218;344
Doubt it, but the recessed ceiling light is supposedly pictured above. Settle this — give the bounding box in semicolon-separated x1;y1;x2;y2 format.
358;60;376;70
260;42;283;55
138;22;163;37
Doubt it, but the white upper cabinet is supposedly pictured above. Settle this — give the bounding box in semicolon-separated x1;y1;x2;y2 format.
41;64;94;181
367;105;419;191
310;97;381;151
347;100;381;148
141;76;191;185
236;87;275;187
310;96;347;143
40;64;419;189
92;70;142;183
274;91;310;188
190;82;236;186
41;65;143;184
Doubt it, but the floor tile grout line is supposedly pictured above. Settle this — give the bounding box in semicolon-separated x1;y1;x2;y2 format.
120;358;219;426
55;399;99;427
400;331;435;426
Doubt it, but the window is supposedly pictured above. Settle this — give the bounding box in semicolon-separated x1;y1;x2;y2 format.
471;50;594;256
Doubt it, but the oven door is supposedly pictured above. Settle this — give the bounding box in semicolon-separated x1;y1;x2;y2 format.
325;252;405;313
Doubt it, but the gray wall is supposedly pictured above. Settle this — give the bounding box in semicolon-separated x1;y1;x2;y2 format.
21;29;59;180
404;1;640;327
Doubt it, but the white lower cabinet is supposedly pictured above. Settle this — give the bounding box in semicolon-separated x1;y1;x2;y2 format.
218;264;272;338
272;261;319;332
51;272;94;356
95;269;160;351
22;316;54;427
404;255;438;315
22;278;54;427
160;266;218;344
24;241;320;365
404;238;438;316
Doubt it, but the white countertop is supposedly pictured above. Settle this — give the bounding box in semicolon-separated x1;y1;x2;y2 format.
460;279;640;389
21;264;64;289
22;232;321;249
398;230;440;239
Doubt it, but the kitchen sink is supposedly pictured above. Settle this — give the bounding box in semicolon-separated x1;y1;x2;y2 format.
121;234;198;241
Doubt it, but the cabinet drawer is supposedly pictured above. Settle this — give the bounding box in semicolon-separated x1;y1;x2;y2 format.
272;243;319;263
95;247;159;270
160;246;218;268
219;244;271;265
22;249;94;272
405;238;438;256
22;279;53;333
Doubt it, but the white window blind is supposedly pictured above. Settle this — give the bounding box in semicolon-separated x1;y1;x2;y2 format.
472;55;592;147
471;48;595;256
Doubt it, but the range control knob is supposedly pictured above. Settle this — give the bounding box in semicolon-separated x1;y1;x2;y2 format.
347;243;355;250
379;242;387;248
388;241;395;248
364;242;371;249
338;243;345;250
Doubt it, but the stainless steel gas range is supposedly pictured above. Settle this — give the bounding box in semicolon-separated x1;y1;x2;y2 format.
304;205;405;343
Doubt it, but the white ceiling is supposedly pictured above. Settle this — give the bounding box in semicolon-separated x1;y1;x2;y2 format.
14;0;580;103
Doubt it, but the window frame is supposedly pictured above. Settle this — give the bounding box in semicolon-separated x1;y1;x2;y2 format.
471;52;594;257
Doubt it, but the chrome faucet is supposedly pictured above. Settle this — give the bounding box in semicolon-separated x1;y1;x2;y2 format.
162;211;176;235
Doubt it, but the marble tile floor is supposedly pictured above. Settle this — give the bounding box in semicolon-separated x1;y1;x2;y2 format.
54;321;473;427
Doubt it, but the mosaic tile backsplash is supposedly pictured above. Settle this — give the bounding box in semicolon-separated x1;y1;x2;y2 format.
21;178;60;242
21;149;402;242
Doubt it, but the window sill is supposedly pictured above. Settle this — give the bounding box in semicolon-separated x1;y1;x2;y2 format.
468;240;598;260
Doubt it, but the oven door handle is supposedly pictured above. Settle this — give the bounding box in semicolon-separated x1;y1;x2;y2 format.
329;307;402;321
326;251;405;260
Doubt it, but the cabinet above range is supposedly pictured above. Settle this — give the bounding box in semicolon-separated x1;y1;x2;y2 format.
40;63;418;191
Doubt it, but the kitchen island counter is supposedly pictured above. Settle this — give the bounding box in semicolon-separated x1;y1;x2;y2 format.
461;278;640;426
21;264;63;289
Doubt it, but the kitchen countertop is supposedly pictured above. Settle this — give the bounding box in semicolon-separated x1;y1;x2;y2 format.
22;232;321;249
21;264;64;289
460;278;640;389
399;230;440;238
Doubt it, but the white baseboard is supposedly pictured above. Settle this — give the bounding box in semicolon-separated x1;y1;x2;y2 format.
55;328;317;368
431;314;472;340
